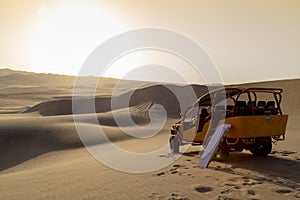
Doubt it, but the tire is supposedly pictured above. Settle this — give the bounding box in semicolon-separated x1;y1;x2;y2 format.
213;148;229;161
169;136;180;153
250;140;272;156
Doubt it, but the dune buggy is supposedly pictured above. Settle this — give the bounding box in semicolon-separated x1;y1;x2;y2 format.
169;87;288;160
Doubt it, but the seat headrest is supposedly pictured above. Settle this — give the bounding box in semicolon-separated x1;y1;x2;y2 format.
236;101;246;107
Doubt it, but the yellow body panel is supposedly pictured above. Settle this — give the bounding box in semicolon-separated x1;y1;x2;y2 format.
184;121;211;143
195;121;211;142
223;115;288;138
183;115;288;143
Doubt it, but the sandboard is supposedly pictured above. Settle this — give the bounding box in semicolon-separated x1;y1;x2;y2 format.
199;124;231;168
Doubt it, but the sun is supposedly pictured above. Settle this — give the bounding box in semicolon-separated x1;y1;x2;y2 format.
30;1;125;75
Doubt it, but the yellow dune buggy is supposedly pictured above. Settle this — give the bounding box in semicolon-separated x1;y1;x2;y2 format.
169;87;288;160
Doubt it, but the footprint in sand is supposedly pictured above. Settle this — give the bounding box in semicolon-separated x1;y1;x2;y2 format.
220;189;232;194
275;189;292;194
167;192;190;200
247;189;256;196
173;164;186;168
156;172;165;177
155;164;193;178
223;183;241;190
217;196;235;200
149;192;166;200
217;176;262;199
271;150;297;157
194;186;214;193
149;192;190;200
241;176;264;186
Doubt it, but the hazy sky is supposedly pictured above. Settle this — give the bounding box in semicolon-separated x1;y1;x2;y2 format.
0;0;299;84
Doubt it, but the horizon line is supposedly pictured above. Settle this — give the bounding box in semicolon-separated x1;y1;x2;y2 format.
1;67;299;86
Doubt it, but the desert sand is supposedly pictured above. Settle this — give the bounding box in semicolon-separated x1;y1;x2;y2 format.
0;68;299;200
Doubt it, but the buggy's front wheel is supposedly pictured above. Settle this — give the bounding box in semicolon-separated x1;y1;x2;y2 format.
213;148;229;161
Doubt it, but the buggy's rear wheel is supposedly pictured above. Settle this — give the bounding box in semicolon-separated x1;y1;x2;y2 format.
250;139;272;156
169;136;180;153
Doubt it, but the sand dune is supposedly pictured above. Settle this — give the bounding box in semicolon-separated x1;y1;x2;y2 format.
241;79;300;115
0;69;299;199
24;84;210;118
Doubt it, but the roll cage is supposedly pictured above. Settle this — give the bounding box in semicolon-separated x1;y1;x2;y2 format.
192;87;284;118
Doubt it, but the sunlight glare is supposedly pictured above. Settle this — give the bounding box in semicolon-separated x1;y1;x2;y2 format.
30;1;125;75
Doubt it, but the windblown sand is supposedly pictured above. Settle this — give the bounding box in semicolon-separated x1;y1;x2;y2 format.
0;69;299;200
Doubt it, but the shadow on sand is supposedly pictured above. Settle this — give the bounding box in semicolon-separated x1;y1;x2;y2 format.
196;151;300;190
0;129;83;171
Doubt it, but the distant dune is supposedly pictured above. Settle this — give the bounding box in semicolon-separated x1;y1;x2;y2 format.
0;68;299;200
